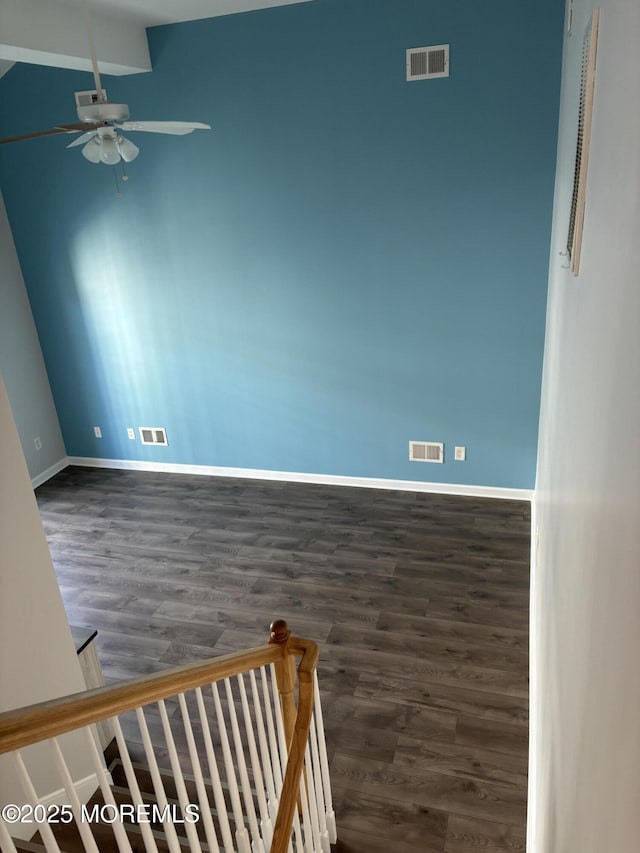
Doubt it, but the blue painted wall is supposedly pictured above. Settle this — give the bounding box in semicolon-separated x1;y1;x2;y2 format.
0;0;563;488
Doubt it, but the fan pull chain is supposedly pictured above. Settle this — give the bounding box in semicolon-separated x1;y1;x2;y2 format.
113;166;122;197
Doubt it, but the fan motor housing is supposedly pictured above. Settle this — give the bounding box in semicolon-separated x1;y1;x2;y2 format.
77;102;129;124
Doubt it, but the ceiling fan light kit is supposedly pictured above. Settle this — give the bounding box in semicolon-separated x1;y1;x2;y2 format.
72;122;140;165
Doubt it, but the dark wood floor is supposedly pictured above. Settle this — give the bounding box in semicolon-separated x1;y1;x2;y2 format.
36;466;530;853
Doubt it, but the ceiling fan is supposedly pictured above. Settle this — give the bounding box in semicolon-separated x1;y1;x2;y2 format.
0;0;210;166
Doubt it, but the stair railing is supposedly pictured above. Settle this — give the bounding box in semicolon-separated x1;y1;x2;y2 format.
0;620;336;853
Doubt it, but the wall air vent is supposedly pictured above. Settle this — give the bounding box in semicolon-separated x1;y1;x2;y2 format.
139;427;168;446
409;441;444;463
74;89;108;107
406;45;449;81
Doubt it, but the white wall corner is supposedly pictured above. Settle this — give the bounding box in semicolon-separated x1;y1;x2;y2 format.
31;456;70;490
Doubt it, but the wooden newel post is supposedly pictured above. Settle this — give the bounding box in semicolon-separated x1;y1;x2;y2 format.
269;618;297;751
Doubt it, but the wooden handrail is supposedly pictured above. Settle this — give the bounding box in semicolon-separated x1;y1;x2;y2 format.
0;629;317;755
0;643;283;755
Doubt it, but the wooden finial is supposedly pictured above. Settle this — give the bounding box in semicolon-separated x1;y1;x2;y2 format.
269;619;290;645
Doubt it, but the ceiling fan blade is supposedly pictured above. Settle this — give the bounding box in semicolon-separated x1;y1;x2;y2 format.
56;122;103;133
0;122;104;146
67;130;98;148
0;127;73;145
117;121;211;136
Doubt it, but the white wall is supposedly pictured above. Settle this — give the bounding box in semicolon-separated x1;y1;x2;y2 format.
0;372;93;822
0;191;66;484
530;0;640;850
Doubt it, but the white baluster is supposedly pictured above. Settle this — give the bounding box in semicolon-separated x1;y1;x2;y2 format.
249;669;277;821
313;671;336;844
157;699;203;852
0;817;18;853
0;816;19;853
49;737;100;853
177;692;220;852
135;706;183;853
223;678;265;853
260;665;283;796
302;744;323;853
211;682;252;853
308;715;329;853
111;715;161;852
83;727;134;852
194;687;235;853
237;673;272;848
296;762;314;853
10;752;62;853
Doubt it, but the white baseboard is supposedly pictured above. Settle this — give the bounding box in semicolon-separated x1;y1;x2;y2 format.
67;456;533;501
31;456;69;489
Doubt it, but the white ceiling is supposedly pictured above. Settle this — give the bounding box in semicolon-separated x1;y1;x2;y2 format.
0;0;313;80
50;0;313;28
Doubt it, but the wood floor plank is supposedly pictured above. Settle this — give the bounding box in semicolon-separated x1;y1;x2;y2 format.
445;814;526;852
321;636;528;697
394;734;528;789
391;559;530;591
153;602;334;642
331;752;527;827
376;611;528;651
154;592;381;630
333;694;458;742
332;786;448;852
324;718;400;764
251;575;429;617
61;602;225;650
328;621;528;671
455;715;529;757
354;672;528;726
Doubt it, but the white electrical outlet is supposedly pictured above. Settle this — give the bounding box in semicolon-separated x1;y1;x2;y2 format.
127;428;135;440
34;437;42;451
93;426;102;438
454;446;466;461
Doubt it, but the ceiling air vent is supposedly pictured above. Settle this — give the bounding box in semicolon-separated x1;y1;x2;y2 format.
409;441;444;463
406;45;449;81
139;427;168;446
